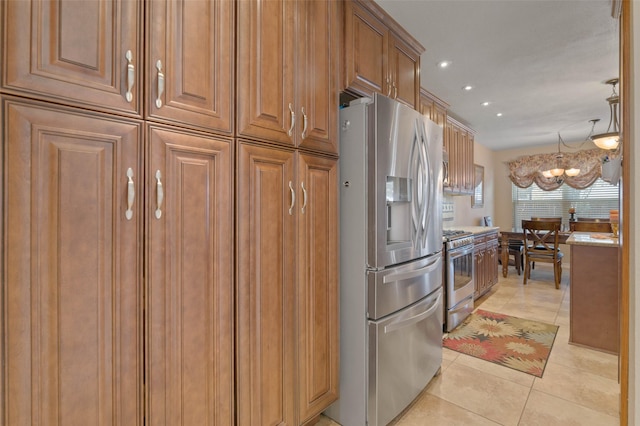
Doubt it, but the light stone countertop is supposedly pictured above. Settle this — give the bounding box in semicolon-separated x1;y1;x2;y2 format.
566;231;620;247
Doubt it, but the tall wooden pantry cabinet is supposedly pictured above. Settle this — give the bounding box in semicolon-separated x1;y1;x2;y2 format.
2;0;235;424
236;0;340;424
1;0;340;425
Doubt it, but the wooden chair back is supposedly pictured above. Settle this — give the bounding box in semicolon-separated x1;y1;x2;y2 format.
576;217;609;222
522;220;562;256
570;221;612;232
530;217;562;222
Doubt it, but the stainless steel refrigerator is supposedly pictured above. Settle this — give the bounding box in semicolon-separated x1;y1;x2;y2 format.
325;94;443;426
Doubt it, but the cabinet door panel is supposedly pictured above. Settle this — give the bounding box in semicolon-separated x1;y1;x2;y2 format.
146;0;234;134
297;0;340;155
237;0;296;145
390;34;420;109
2;98;142;425
236;142;296;426
297;154;339;422
344;1;388;97
147;125;234;426
2;0;141;116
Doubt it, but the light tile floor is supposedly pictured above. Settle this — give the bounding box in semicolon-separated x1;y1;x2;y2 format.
320;263;620;426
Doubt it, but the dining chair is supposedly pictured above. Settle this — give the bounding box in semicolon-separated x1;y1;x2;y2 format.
498;237;523;275
522;219;563;289
570;221;612;232
531;217;562;222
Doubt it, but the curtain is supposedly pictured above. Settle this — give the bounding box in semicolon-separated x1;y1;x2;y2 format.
507;148;620;191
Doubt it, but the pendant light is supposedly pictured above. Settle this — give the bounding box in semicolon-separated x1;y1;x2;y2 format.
591;78;620;150
541;131;583;179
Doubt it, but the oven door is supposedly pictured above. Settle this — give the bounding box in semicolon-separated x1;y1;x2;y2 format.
446;244;475;309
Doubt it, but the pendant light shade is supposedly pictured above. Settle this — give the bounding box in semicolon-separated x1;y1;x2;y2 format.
591;78;620;150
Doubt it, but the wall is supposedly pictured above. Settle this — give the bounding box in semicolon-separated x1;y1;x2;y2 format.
629;1;638;422
447;142;495;227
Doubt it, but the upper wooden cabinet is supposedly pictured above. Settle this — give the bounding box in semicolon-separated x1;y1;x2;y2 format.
344;0;424;109
2;0;235;135
236;0;340;155
1;0;142;116
420;88;449;127
444;116;475;195
145;0;234;134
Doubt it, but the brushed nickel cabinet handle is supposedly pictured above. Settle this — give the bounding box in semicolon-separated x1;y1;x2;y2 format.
125;168;135;220
156;60;164;108
301;107;308;140
125;50;134;103
301;181;307;214
287;103;296;137
288;181;295;215
155;170;163;219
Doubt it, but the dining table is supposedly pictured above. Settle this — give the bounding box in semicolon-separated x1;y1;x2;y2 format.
499;229;572;278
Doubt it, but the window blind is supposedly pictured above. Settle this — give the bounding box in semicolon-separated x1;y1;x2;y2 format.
512;179;620;228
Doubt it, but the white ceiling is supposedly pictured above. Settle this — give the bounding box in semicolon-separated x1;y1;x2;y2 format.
376;0;620;151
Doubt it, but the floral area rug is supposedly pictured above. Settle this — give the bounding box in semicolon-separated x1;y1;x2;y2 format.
443;309;559;378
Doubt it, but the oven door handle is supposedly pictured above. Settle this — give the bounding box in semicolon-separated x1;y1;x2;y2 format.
449;245;474;259
382;256;441;284
384;291;442;333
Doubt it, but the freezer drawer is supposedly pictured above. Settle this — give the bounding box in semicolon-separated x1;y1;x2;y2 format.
368;288;443;426
367;253;442;320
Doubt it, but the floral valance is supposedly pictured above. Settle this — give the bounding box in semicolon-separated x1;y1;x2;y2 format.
507;148;620;191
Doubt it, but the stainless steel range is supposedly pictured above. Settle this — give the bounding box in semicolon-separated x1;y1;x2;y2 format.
443;230;475;332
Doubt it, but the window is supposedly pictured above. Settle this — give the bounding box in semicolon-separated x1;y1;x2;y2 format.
512;179;619;228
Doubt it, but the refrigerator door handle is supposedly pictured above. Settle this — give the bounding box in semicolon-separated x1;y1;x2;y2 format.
384;290;442;333
382;256;441;284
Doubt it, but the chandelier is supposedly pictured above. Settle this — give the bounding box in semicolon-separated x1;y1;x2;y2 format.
590;78;620;150
540;121;598;180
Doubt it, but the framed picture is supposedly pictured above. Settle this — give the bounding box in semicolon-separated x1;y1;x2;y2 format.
471;164;484;208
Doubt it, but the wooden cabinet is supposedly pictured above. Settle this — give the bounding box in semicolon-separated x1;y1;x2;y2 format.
2;98;143;425
444;116;475;195
236;0;340;155
344;0;423;109
296;153;339;421
474;231;499;299
2;0;142;117
146;124;234;425
236;142;339;425
145;0;234;134
1;97;235;425
2;0;235;134
420;88;449;127
569;242;620;354
3;0;339;424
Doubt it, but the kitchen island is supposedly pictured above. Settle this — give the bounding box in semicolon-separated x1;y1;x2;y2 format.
566;231;620;354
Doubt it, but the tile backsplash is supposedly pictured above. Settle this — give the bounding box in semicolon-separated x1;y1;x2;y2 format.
443;195;454;222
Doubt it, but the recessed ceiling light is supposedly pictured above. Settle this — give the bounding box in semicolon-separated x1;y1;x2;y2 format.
463;85;473;91
496;113;503;117
481;101;490;106
438;61;451;69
